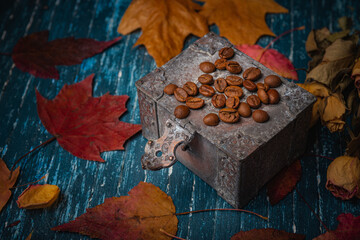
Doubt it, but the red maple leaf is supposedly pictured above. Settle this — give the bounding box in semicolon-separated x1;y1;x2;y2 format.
231;228;305;240
12;31;121;79
36;74;141;162
267;159;302;205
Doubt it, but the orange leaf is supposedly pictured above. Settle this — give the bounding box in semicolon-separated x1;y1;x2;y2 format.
200;0;288;45
17;184;60;209
0;158;20;212
231;228;305;240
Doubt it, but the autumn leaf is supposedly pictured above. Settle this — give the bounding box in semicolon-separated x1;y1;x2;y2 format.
200;0;288;45
313;213;360;240
52;182;178;240
36;74;141;162
267;159;302;205
0;158;20;212
118;0;208;66
12;31;121;79
236;44;298;80
346;132;360;159
17;184;60;209
231;228;305;240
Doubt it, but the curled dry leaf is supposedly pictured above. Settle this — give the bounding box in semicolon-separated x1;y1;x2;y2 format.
319;95;346;132
352;58;360;97
326;156;360;200
346;132;360;159
231;228;305;240
0;158;20;212
17;184;60;209
52;182;177;240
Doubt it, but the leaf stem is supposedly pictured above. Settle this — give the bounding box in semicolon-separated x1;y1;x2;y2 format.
9;137;56;178
0;52;11;56
175;208;268;220
11;174;46;189
159;229;186;240
306;154;335;161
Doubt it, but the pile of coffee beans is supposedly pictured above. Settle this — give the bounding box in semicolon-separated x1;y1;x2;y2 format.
163;47;282;126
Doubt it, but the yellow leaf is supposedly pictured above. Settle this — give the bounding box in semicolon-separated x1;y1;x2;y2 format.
0;158;20;212
17;184;60;209
297;82;330;98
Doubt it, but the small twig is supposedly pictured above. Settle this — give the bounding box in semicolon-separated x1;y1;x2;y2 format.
294;68;308;73
306;154;334;161
0;52;11;56
159;229;186;240
11;174;47;189
175;208;268;220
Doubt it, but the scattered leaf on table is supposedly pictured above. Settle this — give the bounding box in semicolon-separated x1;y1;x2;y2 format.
36;74;141;162
231;228;305;240
0;158;20;212
118;0;208;66
267;159;301;205
52;182;177;240
313;213;360;240
25;231;33;240
200;0;288;45
17;184;60;209
318;94;346;132
236;44;298;80
12;31;121;79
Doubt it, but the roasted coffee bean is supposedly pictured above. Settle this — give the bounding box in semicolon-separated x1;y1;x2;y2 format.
264;75;282;88
174;88;188;102
164;84;178;95
198;74;214;85
199;84;215;97
214;78;228;92
174;105;190;119
267;89;280;104
226;75;243;86
256;82;269;91
211;94;226;108
243;80;257;92
199;62;216;73
252;109;269;123
219;108;240;123
186;97;205;109
214;58;227;70
219;47;234;59
224;86;243;98
203;113;220;126
226;96;240;109
183;82;198;96
247;95;261;109
238;102;252;117
226;61;242;74
243;67;261;81
257;89;269;104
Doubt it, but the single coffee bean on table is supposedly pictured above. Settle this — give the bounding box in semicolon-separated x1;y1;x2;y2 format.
264;75;282;88
257;82;269;91
243;80;257;92
214;58;227;70
219;108;240;123
198;74;214;85
174;105;190;119
226;61;242;74
226;75;243;86
226;96;240;109
224;86;244;98
199;84;215;97
252;109;269;123
183;82;198;96
257;89;269;104
268;89;280;104
211;94;226;108
199;61;216;73
243;67;261;81
214;78;228;92
218;47;234;59
174;87;188;102
203;113;220;126
186;97;205;109
164;84;178;95
247;95;261;109
238;102;252;117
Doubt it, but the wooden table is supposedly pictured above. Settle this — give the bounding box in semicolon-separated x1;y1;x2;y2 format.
0;0;359;239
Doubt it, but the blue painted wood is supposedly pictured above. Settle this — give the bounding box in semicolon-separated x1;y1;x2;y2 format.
0;0;359;239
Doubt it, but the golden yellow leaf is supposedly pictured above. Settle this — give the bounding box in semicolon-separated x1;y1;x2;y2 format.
118;0;208;66
200;0;288;45
17;184;60;209
0;158;20;212
297;82;330;98
319;95;346;132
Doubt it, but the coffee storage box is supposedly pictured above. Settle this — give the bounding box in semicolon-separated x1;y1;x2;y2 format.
136;32;316;208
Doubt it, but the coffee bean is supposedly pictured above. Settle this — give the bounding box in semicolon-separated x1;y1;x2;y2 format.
226;96;240;109
198;74;214;85
214;78;228;92
256;82;269;91
243;67;261;81
224;86;244;98
186;97;205;109
174;88;188;102
226;75;243;86
164;84;178;95
219;47;234;59
238;102;252;117
252;109;269;123
183;82;198;96
243;80;257;92
264;75;282;88
199;61;216;73
174;105;190;119
219;108;240;123
203;113;220;126
211;94;226;108
257;89;269;104
267;89;280;104
214;58;227;70
226;61;242;74
247;95;261;109
199;84;215;97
